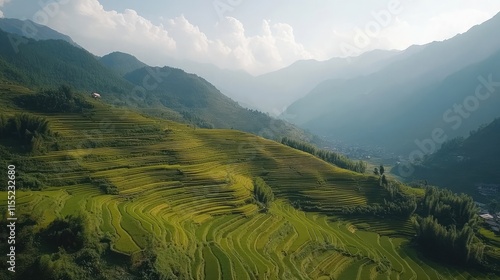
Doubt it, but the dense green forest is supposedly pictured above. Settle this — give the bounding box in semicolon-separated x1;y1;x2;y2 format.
15;85;94;113
405;118;500;202
413;187;485;265
0;29;131;95
0;113;51;152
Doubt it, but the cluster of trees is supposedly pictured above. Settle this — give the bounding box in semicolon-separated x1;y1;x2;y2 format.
281;137;367;173
91;178;119;195
0;113;51;152
41;215;87;252
340;180;417;218
413;187;484;265
413;216;484;265
0;210;181;279
420;187;478;227
15;85;93;113
17;174;45;190
180;111;214;129
374;165;389;186
336;178;485;266
379;180;418;218
254;177;274;209
373;165;385;176
340;199;417;218
1;212;121;279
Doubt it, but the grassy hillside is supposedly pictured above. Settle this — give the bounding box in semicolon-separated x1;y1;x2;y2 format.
0;28;314;145
1;84;498;279
124;66;308;137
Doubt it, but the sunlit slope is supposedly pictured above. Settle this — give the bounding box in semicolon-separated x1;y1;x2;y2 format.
7;101;484;279
20;101;385;217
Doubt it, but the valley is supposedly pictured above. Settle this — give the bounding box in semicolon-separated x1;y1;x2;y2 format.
1;86;498;279
0;7;500;279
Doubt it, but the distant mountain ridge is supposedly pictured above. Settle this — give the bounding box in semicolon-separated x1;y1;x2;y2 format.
0;26;312;143
283;11;500;154
0;28;130;95
122;65;308;136
97;49;312;138
99;52;147;76
0;18;80;47
407;118;500;196
178;49;402;113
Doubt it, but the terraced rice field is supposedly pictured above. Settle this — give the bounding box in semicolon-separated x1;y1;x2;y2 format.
4;102;490;279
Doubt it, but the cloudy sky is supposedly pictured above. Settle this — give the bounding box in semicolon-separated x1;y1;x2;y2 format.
1;0;500;75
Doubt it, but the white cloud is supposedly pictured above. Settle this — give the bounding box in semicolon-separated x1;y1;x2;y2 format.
214;17;313;73
0;0;11;18
329;8;499;58
42;1;176;64
21;0;500;74
40;0;312;75
375;9;495;50
427;9;493;37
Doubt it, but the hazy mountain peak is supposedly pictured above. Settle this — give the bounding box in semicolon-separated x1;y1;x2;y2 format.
283;12;500;155
0;18;79;47
99;51;148;76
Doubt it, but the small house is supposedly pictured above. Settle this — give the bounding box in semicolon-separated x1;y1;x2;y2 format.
480;213;494;220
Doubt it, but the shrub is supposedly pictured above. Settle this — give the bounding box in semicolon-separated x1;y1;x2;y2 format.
18;175;44;190
0;113;51;152
41;215;86;252
91;178;119;195
15;85;93;113
254;177;274;208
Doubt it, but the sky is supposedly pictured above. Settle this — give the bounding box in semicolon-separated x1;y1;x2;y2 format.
1;0;500;75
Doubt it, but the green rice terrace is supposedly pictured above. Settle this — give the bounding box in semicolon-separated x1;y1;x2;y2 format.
1;86;499;279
